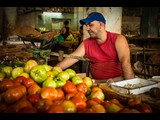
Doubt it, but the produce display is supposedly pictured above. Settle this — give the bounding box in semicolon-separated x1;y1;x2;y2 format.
0;59;155;113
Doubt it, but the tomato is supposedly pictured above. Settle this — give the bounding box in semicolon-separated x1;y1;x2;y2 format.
137;103;153;113
27;93;40;106
71;97;87;111
65;93;76;100
63;80;77;94
20;72;29;78
0;78;14;92
90;97;102;104
0;102;8;113
78;108;94;113
24;59;38;73
91;104;106;113
15;76;26;84
2;85;26;104
52;70;59;77
73;92;87;102
91;86;103;92
86;99;99;108
47;71;55;78
11;67;24;79
12;99;33;113
30;65;47;83
42;64;52;72
22;77;35;88
109;99;124;109
57;71;70;81
83;77;93;88
61;100;77;113
52;66;62;73
40;87;58;101
47;104;64;113
65;68;76;79
106;103;121;113
0;72;5;81
18;106;37;113
54;76;66;88
89;90;105;102
57;87;65;101
77;83;88;94
71;75;83;85
42;77;57;89
102;100;112;109
1;66;13;78
27;83;41;95
128;97;141;107
34;99;53;113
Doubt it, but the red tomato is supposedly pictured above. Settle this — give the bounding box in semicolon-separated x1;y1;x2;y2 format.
57;87;65;101
0;78;14;92
34;99;53;113
18;106;37;113
47;104;64;113
71;97;87;111
63;80;77;94
65;93;76;100
12;99;33;113
22;77;35;88
91;104;106;113
15;76;26;84
77;83;88;94
27;93;40;106
86;99;99;108
102;100;112;109
40;87;58;101
27;83;41;95
61;100;77;113
73;92;87;102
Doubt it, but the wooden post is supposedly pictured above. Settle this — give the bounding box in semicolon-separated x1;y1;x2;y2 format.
58;50;64;61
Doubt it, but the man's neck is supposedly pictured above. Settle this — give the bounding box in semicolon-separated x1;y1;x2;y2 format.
96;31;107;44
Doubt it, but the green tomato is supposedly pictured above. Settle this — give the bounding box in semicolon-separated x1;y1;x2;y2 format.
0;64;5;72
0;72;5;81
65;68;76;79
42;77;56;89
1;66;13;78
42;64;52;72
30;65;47;83
71;75;83;85
11;67;23;79
52;70;59;77
57;71;70;81
54;76;66;88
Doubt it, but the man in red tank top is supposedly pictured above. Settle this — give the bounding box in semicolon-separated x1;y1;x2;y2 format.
56;12;134;82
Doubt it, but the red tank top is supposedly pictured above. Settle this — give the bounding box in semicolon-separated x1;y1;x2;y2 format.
84;31;122;80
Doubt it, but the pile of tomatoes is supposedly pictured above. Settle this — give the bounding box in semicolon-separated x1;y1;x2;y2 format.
0;59;154;113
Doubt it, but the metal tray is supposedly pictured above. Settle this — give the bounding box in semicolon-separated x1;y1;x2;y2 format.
110;78;158;95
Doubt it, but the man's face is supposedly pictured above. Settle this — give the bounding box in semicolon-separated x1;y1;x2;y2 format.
85;21;101;38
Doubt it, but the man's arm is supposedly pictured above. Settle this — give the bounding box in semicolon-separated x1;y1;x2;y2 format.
115;35;135;80
56;42;86;70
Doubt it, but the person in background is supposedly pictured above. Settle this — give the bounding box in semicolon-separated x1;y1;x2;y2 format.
60;20;74;40
50;20;74;50
56;12;135;82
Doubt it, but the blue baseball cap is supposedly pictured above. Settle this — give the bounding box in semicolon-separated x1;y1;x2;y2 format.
80;12;106;25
